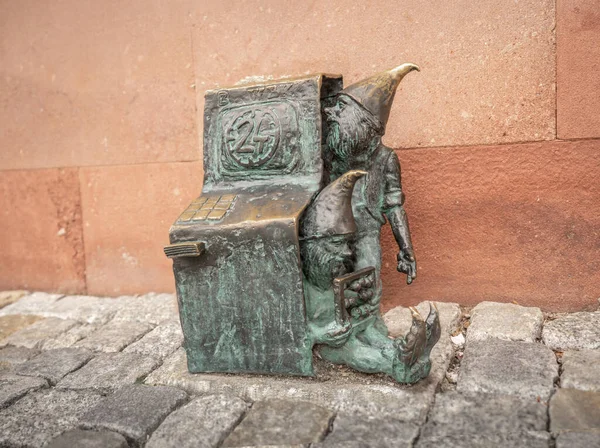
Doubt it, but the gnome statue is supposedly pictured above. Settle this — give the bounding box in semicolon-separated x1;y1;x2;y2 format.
299;170;441;383
323;63;420;335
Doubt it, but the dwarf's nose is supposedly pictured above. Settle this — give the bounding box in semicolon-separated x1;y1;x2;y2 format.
339;244;353;259
324;106;337;120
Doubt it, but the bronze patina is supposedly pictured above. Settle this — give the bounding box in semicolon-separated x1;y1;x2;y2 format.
165;66;440;383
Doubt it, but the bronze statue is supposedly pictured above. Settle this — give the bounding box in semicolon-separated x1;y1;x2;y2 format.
165;66;441;384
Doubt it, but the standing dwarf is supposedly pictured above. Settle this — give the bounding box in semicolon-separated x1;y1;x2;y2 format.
299;170;440;383
323;64;420;332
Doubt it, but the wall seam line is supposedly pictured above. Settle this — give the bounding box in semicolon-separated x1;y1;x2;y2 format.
77;167;89;295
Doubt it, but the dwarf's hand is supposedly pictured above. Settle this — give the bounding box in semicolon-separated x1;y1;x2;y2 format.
347;274;376;305
397;248;417;285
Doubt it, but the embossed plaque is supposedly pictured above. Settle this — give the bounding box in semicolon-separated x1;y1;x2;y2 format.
219;101;299;174
202;75;343;185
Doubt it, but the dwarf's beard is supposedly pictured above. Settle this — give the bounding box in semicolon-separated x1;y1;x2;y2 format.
325;121;355;160
300;239;351;290
325;111;377;161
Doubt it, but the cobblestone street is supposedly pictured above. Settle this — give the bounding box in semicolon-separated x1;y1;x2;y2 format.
1;291;599;447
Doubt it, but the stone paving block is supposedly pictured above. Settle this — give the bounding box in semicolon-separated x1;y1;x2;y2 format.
0;292;63;316
315;413;419;448
57;352;159;392
542;312;600;350
146;348;437;424
47;429;129;448
15;347;93;385
123;322;183;362
42;322;101;350
147;394;249;448
80;385;188;446
457;339;558;400
0;290;28;309
42;295;123;324
555;431;600;448
467;301;544;343
112;293;179;325
0;373;48;408
550;388;600;433
384;301;462;338
0;388;103;448
417;431;551;448
0;317;79;349
75;319;153;352
425;391;548;434
0;314;43;340
0;345;40;372
561;349;600;392
223;399;334;447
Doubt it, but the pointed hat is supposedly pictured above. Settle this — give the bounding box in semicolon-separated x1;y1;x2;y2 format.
300;170;366;240
341;63;420;131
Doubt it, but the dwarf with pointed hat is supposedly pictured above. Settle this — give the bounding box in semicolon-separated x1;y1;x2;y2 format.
323;64;420;338
299;169;441;383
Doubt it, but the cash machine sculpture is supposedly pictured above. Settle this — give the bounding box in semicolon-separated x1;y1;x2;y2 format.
165;65;440;383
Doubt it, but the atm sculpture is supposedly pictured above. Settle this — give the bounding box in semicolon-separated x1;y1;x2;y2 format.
165;65;440;384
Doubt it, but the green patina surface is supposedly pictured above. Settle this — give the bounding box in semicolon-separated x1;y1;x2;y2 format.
175;227;313;376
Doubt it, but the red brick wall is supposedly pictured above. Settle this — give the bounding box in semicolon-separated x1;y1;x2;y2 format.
1;1;599;311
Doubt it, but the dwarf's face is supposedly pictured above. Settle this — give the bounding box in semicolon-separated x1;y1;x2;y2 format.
324;95;380;159
300;234;353;290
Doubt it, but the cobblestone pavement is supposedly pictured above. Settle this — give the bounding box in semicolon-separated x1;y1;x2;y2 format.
1;291;599;447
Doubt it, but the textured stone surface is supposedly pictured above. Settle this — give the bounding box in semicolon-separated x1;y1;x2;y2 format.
80;385;188;445
123;322;183;361
557;0;600;139
0;0;197;170
561;349;600;391
192;0;555;150
1;317;79;349
75;319;152;352
0;345;40;372
112;293;179;324
0;314;43;340
422;392;547;436
42;322;101;350
223;399;334;447
0;169;86;293
0;290;28;309
550;388;600;433
0;292;64;316
0;373;47;408
316;413;419;448
39;295;122;324
16;347;93;385
417;431;551;448
147;394;249;448
80;162;203;296
383;301;462;338
555;431;600;448
58;352;159;391
47;429;129;448
542;312;600;350
147;348;436;423
467;301;544;343
458;339;558;400
380;140;600;312
0;389;103;448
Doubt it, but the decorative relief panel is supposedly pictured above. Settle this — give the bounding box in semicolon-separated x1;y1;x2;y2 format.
218;100;300;177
